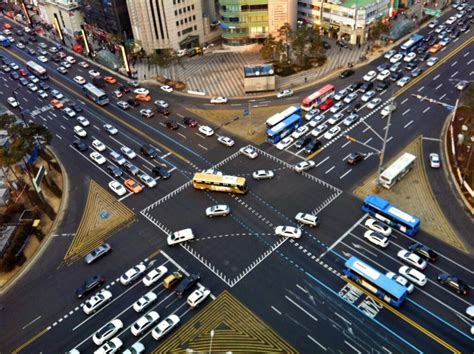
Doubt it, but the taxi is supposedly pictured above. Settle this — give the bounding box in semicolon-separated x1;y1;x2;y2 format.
50;99;64;109
104;76;117;84
135;94;151;102
124;179;143;193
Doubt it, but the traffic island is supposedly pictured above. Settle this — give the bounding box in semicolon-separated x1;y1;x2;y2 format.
352;136;468;253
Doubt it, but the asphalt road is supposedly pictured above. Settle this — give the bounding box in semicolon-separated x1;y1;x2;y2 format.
0;5;473;353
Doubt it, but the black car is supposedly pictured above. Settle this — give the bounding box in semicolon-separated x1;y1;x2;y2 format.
72;140;88;152
38;81;50;91
389;72;403;81
152;166;171;179
322;41;331;49
339;69;355;79
405;61;418;71
123;162;140;176
416;45;427;54
375;81;390;92
376;62;390;72
419;52;430;62
19;77;29;86
411;68;423;77
346;152;364;165
450;30;460;38
75;275;105;298
428;37;438;46
52;55;61;63
107;165;123;178
459;24;469;32
127;98;140;107
348;82;363;92
336;39;348;48
118;84;131;93
175;274;200;298
16;29;24;36
423;34;433;42
10;71;20;80
166;121;179;130
92;77;106;88
156;105;170;115
408;243;438;262
69;103;83;112
26;48;36;56
294;136;312;149
437;274;469;295
182;117;198;127
358;82;373;93
347;102;361;113
304;139;322;155
141;144;159;158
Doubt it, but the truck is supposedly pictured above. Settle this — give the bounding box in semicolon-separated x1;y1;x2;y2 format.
400;34;424;52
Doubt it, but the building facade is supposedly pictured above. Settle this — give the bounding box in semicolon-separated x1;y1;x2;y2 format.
219;0;297;49
298;0;390;44
40;0;84;37
79;0;132;37
127;0;219;54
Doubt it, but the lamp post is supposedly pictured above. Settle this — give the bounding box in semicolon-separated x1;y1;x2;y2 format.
247;99;257;136
209;329;215;354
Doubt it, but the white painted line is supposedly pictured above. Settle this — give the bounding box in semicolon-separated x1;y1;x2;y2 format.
364;137;372;144
308;335;327;351
161;152;171;159
386;136;393;143
342;153;351;162
464;51;470;58
363;126;370;133
22;316;41;330
324;165;335;174
433;74;440;81
177;132;186;139
451;61;458;67
404;120;413;128
296;284;308;293
118;192;133;202
316;156;330;167
285;295;318;322
435;83;443;90
417;86;424;92
60;125;66;130
422;107;431;114
450;71;458;78
55;134;62;140
340;169;352;179
402;109;410;116
176;113;184;118
271;306;282;315
344;340;362;354
401;98;409;105
341;140;351;148
439;93;446;100
198;144;208;151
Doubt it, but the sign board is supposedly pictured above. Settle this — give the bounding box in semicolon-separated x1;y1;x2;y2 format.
33;165;47;193
424;8;441;17
243;109;249;117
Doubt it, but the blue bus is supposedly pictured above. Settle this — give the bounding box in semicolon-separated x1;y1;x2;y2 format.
343;256;408;307
0;35;11;47
400;34;424;52
266;105;301;128
266;113;303;144
362;195;420;236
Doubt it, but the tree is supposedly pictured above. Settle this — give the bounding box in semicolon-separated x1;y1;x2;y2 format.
291;26;311;66
278;23;292;44
260;34;277;61
148;49;177;69
368;19;390;42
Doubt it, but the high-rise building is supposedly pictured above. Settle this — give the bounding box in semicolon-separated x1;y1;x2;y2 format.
127;0;219;54
79;0;132;37
219;0;296;48
41;0;84;37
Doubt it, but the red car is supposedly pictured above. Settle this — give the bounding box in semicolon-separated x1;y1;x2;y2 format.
319;99;334;111
18;68;27;77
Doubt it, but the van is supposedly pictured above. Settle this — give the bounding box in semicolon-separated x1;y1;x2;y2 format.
156;105;170;115
109;151;126;166
167;228;194;245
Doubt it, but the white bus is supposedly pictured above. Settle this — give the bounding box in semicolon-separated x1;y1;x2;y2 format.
83;83;109;106
26;61;48;79
379;153;416;189
265;105;301;128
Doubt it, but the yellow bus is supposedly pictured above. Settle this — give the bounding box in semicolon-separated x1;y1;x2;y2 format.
192;172;247;194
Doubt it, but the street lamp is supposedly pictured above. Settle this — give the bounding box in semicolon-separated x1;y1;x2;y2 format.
209;329;215;354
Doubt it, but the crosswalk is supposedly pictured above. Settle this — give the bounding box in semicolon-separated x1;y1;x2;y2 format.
136;44;368;97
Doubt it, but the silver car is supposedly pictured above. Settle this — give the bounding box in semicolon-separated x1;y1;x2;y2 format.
85;243;112;264
205;204;230;217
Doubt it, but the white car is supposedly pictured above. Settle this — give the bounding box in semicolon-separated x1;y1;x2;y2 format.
154;99;169;108
311;124;328;137
329;101;344;113
112;90;123;98
363;70;377;81
386;272;415;293
7;97;19;108
108;181;127;196
455;80;468;91
364;230;389;248
252;170;274;180
134;88;150;96
79;61;90;68
275;225;302;239
83;290;112;315
277;89;294;98
445;15;458;25
65;55;76;64
103;124;118;135
294;160;315;173
63;107;76;118
167;228;194;245
51;90;63;99
403;52;416;62
37;55;48;63
140;108;154;118
291;125;309;139
376;70;391;81
426;57;439;67
205;204;230;217
327;112;344;125
27;83;38;92
138;173;157;188
198;125;214;137
38;90;48;99
276;136;294;150
76;116;90;127
152;314;180;340
397;250;427;270
365;218;392;236
399;266;427;286
73;76;86;85
94;337;123;354
128;80;140;88
120;146;136;159
217;136;234;147
294;212;318;227
240;146;258;159
131;311;160;336
210;96;228;104
397;76;411;87
120;263;147;285
361;90;376;102
367;98;382;109
90;152;106;165
73;125;87;138
143;265;168;287
323;126;341;140
343;92;358;104
160;85;173;93
92;139;106;152
381;103;397;117
93;319;124;345
133;291;158;313
309;114;326;127
88;69;101;77
428;20;438;28
389;53;403;64
438;38;450;47
384;49;397;59
342;114;359;126
117;101;130;110
429;153;440;168
187;285;211;308
334;88;349;101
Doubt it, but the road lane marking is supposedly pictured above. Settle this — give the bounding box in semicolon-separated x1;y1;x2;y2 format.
433;74;440;80
22;316;42;330
342;140;351;148
340;169;352;179
324;165;335;174
55;134;62;140
468;59;474;65
344;341;361;354
401;98;409;105
402;109;410;116
12;327;49;354
285;295;318;322
450;71;458;78
342;153;351;161
198;144;208;150
386;136;393;143
404;120;413;128
435;83;443;90
451;61;458;67
271;306;282;315
296;284;308;293
439;93;446;100
316;156;329;167
464;51;470;57
364;137;372;144
308;335;327;351
177;132;186;139
422;107;431;114
417;86;424;92
60;125;66;130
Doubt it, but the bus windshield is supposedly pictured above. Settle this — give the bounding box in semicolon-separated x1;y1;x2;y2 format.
83;83;109;105
192;173;247;194
362;195;420;236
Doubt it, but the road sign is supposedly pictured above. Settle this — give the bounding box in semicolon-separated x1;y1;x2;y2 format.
243;109;249;117
424;8;441;17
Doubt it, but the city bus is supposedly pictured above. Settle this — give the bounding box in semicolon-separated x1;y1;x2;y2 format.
301;84;335;111
379;152;416;189
0;35;11;47
400;34;424;52
83;83;109;105
266;113;303;144
192;172;247;194
265;105;301;128
26;61;48;79
362;195;420;236
343;256;408;307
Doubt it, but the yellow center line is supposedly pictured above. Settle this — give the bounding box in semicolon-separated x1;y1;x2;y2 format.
344;278;461;354
1;47;191;164
12;327;49;354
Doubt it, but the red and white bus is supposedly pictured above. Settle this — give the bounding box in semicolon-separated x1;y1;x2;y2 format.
301;84;335;111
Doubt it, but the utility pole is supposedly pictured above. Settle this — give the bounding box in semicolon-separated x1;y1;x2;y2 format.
247;99;257;135
377;97;395;189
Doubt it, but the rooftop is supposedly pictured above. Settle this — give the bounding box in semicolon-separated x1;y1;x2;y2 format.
340;0;382;8
244;64;274;78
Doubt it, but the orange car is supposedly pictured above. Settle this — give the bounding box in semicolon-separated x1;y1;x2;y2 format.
135;94;151;102
124;179;143;194
428;44;442;54
50;99;64;109
104;76;117;84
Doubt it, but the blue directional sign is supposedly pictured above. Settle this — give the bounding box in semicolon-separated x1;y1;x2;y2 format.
243;109;249;117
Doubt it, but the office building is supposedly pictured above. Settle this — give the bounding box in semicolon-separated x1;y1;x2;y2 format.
79;0;132;38
40;0;84;36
